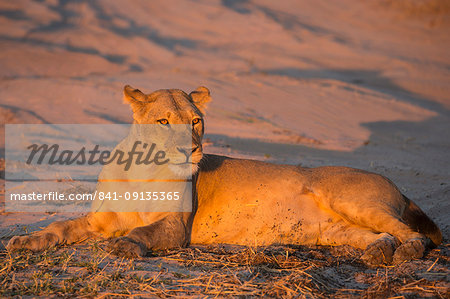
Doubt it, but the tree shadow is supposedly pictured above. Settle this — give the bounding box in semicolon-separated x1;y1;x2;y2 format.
83;109;129;124
0;0;200;73
258;67;449;116
205;114;449;167
1;34;128;64
37;0;200;54
221;0;332;38
221;0;252;15
0;9;29;20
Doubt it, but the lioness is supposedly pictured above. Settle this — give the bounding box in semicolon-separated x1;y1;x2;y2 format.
7;85;442;266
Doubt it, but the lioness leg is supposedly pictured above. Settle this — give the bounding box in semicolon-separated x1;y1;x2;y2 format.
392;238;426;265
324;199;429;265
347;208;427;264
333;205;424;243
319;221;400;266
6;215;96;252
107;214;188;258
319;182;429;255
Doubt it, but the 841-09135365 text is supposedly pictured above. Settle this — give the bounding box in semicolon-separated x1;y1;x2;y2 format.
9;191;180;201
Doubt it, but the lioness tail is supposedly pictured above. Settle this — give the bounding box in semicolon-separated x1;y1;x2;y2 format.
402;195;442;247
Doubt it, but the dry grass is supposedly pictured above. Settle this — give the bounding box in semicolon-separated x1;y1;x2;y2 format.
0;240;448;298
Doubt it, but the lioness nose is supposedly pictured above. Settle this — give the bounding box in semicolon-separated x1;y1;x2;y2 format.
177;146;198;158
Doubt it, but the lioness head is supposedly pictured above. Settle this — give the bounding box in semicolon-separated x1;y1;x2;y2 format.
123;85;211;177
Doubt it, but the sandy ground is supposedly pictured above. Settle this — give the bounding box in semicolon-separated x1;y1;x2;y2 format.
0;0;449;297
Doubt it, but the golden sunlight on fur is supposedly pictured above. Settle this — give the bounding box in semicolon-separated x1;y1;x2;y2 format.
7;85;441;267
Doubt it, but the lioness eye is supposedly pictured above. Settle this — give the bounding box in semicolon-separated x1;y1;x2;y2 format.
157;119;169;125
192;118;201;125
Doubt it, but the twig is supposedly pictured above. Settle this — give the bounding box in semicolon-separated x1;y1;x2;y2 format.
426;257;439;272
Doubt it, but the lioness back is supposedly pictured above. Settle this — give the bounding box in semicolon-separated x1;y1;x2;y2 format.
192;155;336;245
7;85;441;267
191;154;441;260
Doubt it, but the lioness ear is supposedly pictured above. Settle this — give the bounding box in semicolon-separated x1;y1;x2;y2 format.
123;85;147;114
189;86;211;114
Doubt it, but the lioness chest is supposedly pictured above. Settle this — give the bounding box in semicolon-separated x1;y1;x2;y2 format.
190;155;338;246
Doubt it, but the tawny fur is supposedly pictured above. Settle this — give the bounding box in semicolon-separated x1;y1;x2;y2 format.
7;85;441;266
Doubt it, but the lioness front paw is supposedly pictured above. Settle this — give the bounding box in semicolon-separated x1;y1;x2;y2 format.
393;238;425;265
361;234;399;267
7;233;59;252
107;237;147;258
